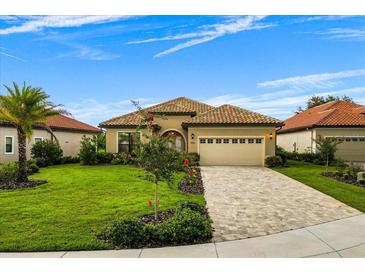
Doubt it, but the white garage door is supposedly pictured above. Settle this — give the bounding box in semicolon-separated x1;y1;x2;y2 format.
198;137;265;166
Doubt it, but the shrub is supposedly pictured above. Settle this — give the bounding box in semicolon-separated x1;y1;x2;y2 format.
34;157;48;167
176;201;206;215
110;152;132;165
61;156;80;164
276;146;288;164
26;159;39;175
181;152;200;167
265;156;283;167
96;151;114;164
31;140;63;166
345;163;363;180
0;162;18;181
156;208;212;245
79;136;97;165
108;219;146;248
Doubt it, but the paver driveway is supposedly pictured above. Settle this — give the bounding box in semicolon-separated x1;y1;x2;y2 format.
201;166;360;242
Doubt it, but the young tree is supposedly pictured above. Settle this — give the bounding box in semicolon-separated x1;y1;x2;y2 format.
314;135;341;171
132;101;180;220
96;132;106;151
0;82;68;183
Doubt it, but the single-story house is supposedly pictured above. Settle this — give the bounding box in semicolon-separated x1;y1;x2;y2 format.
99;97;283;166
277;100;365;162
0;115;101;163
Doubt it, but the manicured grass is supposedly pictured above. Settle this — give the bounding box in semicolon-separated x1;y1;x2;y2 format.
0;164;204;252
273;160;365;212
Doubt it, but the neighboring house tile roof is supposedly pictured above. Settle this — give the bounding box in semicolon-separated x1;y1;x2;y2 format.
0;115;101;133
46;115;101;133
182;104;283;126
278;100;365;133
99;97;214;127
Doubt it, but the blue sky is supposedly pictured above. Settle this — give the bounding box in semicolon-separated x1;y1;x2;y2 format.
0;15;365;126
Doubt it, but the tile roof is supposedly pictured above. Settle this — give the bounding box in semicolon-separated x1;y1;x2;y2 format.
0;115;101;133
182;104;283;126
278;100;365;133
99;97;214;127
45;115;101;133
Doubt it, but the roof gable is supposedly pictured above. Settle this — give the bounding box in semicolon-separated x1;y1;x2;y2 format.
99;97;214;127
182;104;282;126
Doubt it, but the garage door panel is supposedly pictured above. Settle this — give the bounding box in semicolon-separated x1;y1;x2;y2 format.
336;142;365;161
199;137;264;166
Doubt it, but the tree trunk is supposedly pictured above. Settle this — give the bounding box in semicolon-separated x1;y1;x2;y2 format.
17;128;28;183
154;180;158;221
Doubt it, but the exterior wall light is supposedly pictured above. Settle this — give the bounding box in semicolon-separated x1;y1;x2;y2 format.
269;133;273;140
191;133;195;140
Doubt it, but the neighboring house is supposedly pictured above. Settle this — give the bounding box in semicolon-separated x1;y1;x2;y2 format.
0;115;101;163
99;97;282;166
277;100;365;162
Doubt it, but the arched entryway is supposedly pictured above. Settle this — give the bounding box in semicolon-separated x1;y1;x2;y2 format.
161;130;186;152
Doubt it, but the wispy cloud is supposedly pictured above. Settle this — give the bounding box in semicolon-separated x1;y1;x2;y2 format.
127;16;274;58
315;28;365;41
66;98;152;126
0;46;26;62
258;69;365;90
0;16;130;35
58;44;119;61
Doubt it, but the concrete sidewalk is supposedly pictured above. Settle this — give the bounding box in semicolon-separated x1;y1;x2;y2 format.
1;214;365;258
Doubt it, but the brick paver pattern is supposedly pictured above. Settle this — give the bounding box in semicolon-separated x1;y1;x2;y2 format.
201;166;360;242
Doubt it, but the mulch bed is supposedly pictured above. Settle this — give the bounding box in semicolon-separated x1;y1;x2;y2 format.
178;167;204;194
0;179;47;190
140;209;175;224
322;172;365;188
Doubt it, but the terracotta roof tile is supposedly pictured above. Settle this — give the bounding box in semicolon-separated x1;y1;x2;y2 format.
99;97;214;127
46;115;101;132
279;100;365;133
182;104;283;126
0;115;101;133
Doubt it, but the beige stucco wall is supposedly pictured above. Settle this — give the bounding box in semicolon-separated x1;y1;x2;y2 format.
0;126;95;163
105;115;190;153
277;129;315;153
187;127;277;157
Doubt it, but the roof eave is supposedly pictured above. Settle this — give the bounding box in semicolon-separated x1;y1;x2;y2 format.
182;122;284;129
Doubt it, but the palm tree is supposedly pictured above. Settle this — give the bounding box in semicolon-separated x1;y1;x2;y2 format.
0;82;69;183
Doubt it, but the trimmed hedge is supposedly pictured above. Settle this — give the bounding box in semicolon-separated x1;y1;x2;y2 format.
104;201;212;248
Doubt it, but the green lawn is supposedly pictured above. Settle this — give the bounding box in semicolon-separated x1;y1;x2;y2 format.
0;164;204;252
273;160;365;212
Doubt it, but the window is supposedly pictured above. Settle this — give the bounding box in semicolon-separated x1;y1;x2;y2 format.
216;138;222;144
360;138;365;142
200;138;206;144
248;138;254;144
256;138;262;144
223;138;229;144
337;137;344;142
207;138;213;144
239;138;245;144
118;132;140;153
5;136;14;154
345;138;351;142
34;137;44;143
232;138;238;144
352;138;359;142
